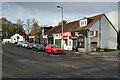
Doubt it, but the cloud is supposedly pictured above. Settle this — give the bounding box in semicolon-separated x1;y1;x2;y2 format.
1;0;120;2
2;2;118;30
107;11;118;30
0;3;2;18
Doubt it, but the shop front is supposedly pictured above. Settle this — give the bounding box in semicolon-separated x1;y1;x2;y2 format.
72;30;89;53
47;35;54;44
53;32;73;50
62;32;72;50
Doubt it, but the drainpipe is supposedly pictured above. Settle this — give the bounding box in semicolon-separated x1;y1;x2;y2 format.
99;18;101;49
85;29;89;53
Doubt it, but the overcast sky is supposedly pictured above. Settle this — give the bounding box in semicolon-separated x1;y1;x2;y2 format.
1;2;119;30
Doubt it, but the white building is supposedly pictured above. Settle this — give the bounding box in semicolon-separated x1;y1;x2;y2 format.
73;14;117;53
45;14;117;52
2;39;11;43
11;34;25;43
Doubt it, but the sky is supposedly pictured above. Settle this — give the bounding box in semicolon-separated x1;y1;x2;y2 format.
1;2;119;30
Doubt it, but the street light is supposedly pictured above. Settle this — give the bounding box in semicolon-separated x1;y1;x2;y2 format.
57;5;64;50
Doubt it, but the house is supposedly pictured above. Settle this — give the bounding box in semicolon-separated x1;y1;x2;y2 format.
45;14;117;53
2;39;11;43
11;34;25;43
34;26;53;44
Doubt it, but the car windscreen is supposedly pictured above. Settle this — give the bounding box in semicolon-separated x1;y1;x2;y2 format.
37;44;44;47
52;45;59;48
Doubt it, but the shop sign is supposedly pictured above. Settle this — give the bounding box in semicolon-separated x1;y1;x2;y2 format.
61;32;71;36
29;36;35;38
43;35;47;38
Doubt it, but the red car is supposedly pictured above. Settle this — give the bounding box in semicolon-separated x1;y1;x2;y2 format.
45;44;63;54
27;43;34;49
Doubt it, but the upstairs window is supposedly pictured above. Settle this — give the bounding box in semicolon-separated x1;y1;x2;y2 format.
80;19;87;27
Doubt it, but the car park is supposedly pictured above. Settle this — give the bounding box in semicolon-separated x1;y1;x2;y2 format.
45;44;63;54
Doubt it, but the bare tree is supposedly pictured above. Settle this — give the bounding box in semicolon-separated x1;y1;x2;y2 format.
24;19;33;42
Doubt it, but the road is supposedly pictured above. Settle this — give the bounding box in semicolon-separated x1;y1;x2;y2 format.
2;44;119;78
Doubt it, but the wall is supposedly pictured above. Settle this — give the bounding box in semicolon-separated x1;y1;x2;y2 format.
89;15;117;50
101;16;117;49
89;20;99;51
3;39;11;43
11;34;24;43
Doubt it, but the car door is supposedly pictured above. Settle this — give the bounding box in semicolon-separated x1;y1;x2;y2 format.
46;45;52;52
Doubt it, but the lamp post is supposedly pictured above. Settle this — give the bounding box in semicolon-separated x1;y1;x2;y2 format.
57;5;64;50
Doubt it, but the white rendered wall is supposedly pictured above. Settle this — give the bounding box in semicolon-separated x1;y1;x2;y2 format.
89;20;99;51
11;34;24;43
101;16;117;49
89;15;117;50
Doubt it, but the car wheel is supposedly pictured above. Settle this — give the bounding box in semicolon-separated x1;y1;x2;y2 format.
38;49;41;52
51;50;54;54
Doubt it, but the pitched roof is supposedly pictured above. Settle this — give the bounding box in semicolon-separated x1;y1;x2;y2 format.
45;14;109;35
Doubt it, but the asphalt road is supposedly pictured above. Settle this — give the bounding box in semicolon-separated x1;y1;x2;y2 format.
2;44;119;78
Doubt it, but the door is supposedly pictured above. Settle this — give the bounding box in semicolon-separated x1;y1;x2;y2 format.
55;39;61;48
77;36;85;52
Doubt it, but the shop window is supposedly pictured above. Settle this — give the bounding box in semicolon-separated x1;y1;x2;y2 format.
90;42;97;48
78;37;85;48
64;39;68;45
78;42;84;48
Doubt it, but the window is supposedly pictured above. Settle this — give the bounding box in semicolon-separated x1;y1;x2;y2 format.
90;31;94;36
78;37;85;48
90;31;98;37
90;42;97;48
80;19;87;27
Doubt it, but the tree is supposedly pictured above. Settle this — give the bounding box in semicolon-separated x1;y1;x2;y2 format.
1;17;14;39
58;20;67;26
16;19;25;35
24;19;33;42
30;18;41;36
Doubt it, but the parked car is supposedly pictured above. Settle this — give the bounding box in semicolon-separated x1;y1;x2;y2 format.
32;44;38;51
21;41;29;48
36;44;45;52
32;44;45;52
27;43;34;49
45;44;63;54
17;41;24;47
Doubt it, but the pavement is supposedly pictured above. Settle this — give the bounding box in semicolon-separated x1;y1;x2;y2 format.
2;44;119;78
63;50;119;63
64;50;119;58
